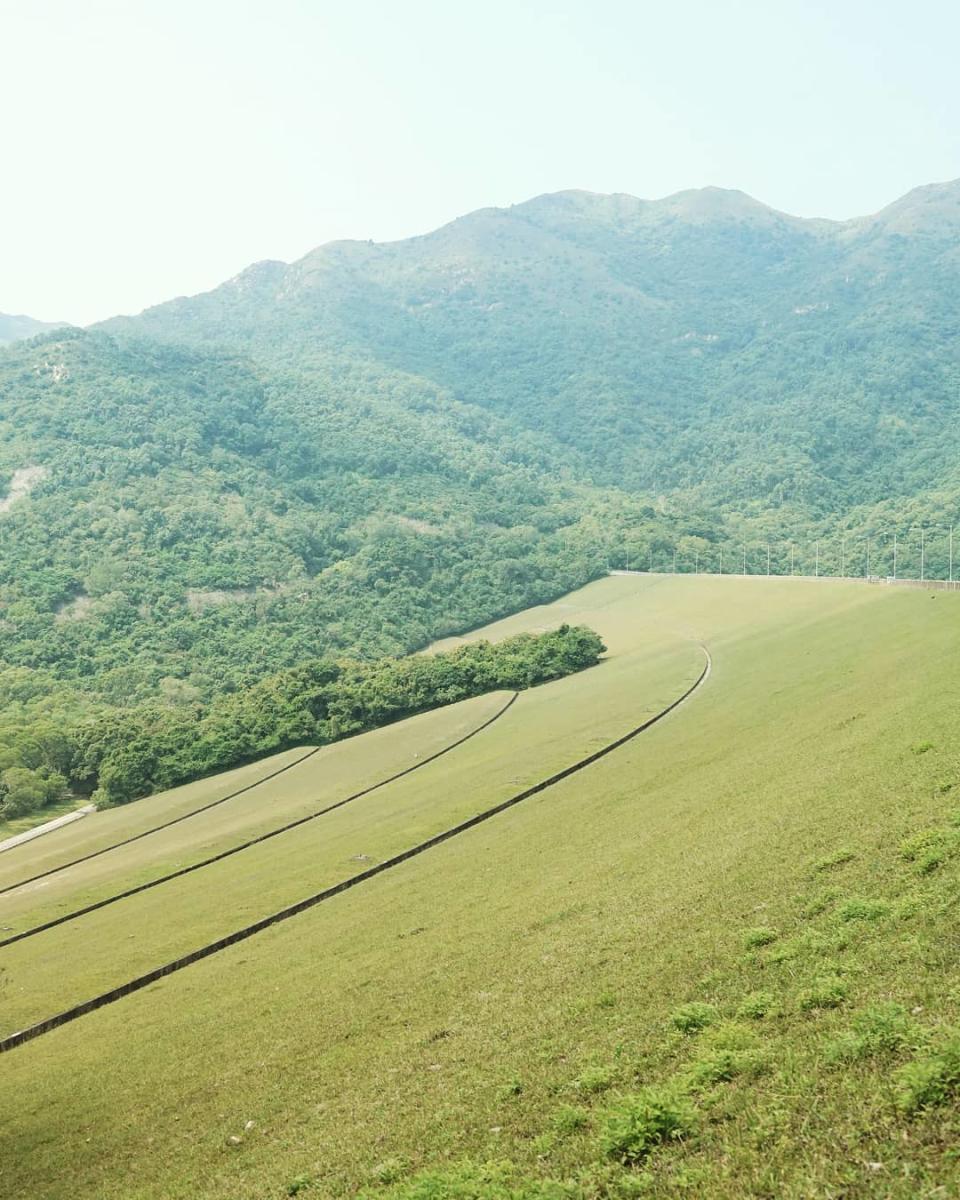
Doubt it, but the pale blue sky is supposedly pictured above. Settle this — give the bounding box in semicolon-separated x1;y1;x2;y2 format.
2;0;958;324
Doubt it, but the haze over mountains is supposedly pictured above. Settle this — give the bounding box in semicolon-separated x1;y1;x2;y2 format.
2;180;960;718
106;179;960;509
0;312;64;345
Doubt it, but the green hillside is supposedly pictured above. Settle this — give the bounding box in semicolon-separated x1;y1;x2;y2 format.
5;181;960;828
106;181;960;516
3;576;960;1198
0;329;608;700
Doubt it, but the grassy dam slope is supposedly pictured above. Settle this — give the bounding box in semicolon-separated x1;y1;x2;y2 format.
2;575;960;1199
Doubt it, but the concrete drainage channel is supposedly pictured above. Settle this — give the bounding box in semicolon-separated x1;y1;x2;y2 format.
0;691;519;898
0;746;324;897
0;691;519;949
0;806;96;855
0;648;710;1054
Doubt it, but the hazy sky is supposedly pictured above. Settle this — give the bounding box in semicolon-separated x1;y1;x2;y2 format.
2;0;958;325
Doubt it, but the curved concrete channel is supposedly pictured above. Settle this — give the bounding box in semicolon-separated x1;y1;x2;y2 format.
0;691;519;948
0;647;710;1054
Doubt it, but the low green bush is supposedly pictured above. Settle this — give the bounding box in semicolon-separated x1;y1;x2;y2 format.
742;926;779;949
798;979;848;1011
670;1003;719;1034
895;1035;960;1113
736;991;779;1020
600;1089;697;1163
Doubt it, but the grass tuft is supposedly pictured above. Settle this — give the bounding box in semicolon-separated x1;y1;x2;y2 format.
836;897;890;922
899;826;960;874
742;926;779;949
358;1160;565;1199
372;1159;410;1186
894;1035;960;1114
824;1002;916;1063
574;1065;615;1095
551;1105;589;1136
798;978;848;1011
600;1088;697;1163
736;990;779;1020
685;1047;770;1089
669;1003;719;1034
813;848;856;873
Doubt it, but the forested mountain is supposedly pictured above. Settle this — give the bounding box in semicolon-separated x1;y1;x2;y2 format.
0;330;620;697
0;312;64;345
3;180;960;818
107;180;960;518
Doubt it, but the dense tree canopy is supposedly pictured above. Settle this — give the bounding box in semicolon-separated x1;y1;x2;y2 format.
0;624;605;816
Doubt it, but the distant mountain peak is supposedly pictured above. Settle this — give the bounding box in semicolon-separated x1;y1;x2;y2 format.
861;178;960;235
649;186;790;225
508;185;826;236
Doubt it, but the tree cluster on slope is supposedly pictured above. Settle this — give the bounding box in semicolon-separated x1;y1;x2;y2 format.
0;624;605;816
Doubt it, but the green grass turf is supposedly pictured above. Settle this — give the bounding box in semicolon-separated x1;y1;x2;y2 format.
0;690;513;931
0;746;315;889
2;575;960;1199
0;629;700;1033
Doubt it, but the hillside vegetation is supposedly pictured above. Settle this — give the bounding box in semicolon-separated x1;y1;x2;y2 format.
108;180;960;518
4;181;960;823
2;576;959;1199
0;618;602;819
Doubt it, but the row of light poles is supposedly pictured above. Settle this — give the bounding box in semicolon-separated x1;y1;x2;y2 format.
641;525;957;583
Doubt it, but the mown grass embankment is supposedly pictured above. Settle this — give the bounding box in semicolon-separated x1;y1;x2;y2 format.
0;631;699;1036
1;575;958;1199
0;691;512;919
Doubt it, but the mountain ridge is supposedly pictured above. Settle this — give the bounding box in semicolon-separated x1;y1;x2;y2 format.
11;182;954;347
95;177;960;512
0;312;67;346
96;179;958;335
